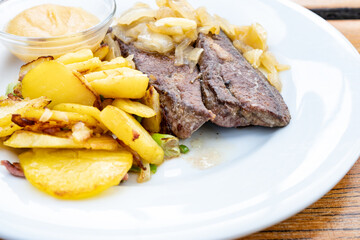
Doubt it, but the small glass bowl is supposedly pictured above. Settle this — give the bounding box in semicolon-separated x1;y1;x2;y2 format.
0;0;116;62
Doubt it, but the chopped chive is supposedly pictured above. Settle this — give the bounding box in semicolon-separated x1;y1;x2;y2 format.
99;94;105;102
151;133;181;158
6;82;18;96
150;164;157;174
134;115;143;123
129;166;141;173
179;144;189;154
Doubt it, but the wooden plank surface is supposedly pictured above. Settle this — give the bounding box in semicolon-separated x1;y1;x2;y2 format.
329;20;360;52
242;1;360;239
292;0;360;8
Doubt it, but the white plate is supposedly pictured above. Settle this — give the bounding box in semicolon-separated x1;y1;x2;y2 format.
1;0;360;239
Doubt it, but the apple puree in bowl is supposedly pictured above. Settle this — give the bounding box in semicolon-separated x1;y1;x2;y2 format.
6;4;99;38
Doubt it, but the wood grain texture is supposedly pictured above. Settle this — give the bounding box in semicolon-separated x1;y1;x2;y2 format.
292;0;360;9
242;1;360;239
242;159;360;239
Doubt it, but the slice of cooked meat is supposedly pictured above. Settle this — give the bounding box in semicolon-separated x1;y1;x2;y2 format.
117;39;214;139
196;31;291;127
1;160;25;178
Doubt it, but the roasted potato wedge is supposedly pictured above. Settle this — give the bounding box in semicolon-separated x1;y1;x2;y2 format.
112;99;156;118
19;149;132;199
4;130;119;150
21;61;98;107
100;106;164;164
141;86;162;133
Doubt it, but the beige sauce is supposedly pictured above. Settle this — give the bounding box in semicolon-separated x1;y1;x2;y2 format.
6;4;99;37
185;138;224;170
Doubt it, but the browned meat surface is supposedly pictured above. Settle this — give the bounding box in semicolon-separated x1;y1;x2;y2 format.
1;160;25;178
196;31;291;127
118;40;214;139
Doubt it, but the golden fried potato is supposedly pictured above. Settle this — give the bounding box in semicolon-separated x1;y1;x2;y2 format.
141;86;162;133
93;57;133;72
0;123;22;138
19;149;132;199
52;103;107;131
21;109;100;128
56;49;94;65
19;56;54;81
93;44;110;61
0;97;51;137
90;68;149;99
112;99;156;118
4;130;119;150
21;61;98;107
65;57;102;73
100;106;164;164
84;67;134;82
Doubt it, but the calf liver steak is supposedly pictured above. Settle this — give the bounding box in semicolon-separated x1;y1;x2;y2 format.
118;39;214;139
196;31;291;127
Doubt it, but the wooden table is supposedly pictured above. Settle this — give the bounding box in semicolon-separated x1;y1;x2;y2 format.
242;1;360;239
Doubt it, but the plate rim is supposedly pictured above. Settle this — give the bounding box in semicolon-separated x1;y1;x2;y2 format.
0;0;360;239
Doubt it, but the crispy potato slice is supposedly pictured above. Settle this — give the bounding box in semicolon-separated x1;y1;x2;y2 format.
21;109;100;128
84;71;111;82
90;68;149;99
84;67;134;82
93;57;133;72
56;49;94;65
4;130;118;150
19;56;54;81
100;106;164;164
0;96;51;124
0;97;51;137
52;103;107;131
65;57;102;73
21;61;98;107
19;149;132;199
0;123;22;138
141;86;162;133
112;99;156;118
93;44;110;61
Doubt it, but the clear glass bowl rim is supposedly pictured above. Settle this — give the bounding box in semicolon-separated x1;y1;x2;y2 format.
0;0;116;43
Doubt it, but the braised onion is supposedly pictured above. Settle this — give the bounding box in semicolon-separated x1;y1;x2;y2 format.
108;0;289;90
